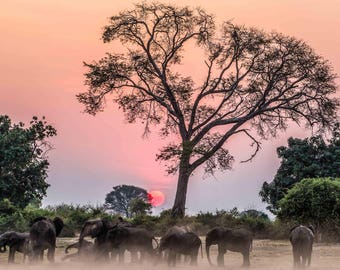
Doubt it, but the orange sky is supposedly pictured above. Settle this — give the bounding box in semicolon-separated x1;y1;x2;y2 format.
1;0;339;214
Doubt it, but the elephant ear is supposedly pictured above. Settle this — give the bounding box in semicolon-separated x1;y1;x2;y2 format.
308;225;315;234
53;217;64;236
102;219;116;230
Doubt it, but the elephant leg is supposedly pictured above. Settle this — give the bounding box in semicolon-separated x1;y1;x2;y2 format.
292;248;299;267
190;250;199;266
168;250;176;267
130;250;138;263
118;249;125;263
307;255;311;267
8;247;15;263
242;250;250;267
176;253;181;264
47;246;55;263
139;250;145;263
217;244;226;266
39;250;44;261
110;249;118;261
307;246;313;266
302;257;307;268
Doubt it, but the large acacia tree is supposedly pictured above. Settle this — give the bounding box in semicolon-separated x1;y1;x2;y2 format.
78;2;339;217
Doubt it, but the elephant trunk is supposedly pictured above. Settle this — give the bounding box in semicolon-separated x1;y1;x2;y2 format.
65;242;78;254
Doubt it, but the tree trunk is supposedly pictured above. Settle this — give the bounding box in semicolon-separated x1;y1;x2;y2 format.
171;171;190;218
171;151;191;218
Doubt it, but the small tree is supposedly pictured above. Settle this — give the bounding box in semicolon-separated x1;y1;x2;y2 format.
0;115;56;208
78;2;339;217
104;184;148;218
129;198;153;216
278;178;340;231
260;126;340;214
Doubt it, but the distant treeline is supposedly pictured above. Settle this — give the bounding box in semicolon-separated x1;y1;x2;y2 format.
1;201;339;242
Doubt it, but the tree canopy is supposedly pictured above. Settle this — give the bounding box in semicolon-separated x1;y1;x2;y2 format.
78;2;339;217
129;198;152;216
260;126;340;214
104;184;149;218
278;178;340;229
0;115;57;208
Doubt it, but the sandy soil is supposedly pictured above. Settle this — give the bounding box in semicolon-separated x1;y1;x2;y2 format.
0;238;339;270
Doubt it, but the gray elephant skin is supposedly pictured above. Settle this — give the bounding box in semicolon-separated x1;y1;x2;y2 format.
206;227;252;267
0;231;29;263
106;226;157;263
289;225;314;268
159;230;202;266
78;219;118;260
29;216;64;262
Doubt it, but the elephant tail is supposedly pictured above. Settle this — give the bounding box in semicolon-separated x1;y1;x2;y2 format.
250;238;253;252
200;241;203;258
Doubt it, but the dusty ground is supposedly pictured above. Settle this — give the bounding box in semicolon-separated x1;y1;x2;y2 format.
0;238;339;269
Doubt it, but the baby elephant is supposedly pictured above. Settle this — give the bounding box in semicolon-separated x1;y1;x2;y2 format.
159;231;202;266
0;231;30;263
289;225;314;268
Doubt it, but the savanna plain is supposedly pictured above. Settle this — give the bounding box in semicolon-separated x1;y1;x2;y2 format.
0;238;339;270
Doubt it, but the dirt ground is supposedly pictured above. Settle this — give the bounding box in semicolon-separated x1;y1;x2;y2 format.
0;238;339;270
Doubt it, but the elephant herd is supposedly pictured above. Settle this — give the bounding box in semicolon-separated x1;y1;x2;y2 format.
0;216;315;268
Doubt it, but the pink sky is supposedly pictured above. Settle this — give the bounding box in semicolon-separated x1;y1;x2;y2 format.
1;0;339;214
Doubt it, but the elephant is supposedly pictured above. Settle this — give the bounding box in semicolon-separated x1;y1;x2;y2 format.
206;227;252;267
106;226;157;263
29;216;64;262
62;239;94;261
78;218;118;260
0;231;29;263
289;225;314;268
158;230;202;266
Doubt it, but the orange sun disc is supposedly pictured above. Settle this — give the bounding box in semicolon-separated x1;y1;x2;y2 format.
148;190;165;207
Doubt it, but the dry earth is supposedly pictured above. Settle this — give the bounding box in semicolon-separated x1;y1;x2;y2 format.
0;238;339;270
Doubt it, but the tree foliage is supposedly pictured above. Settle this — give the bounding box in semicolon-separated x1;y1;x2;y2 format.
77;2;339;217
104;184;149;218
0;115;57;208
260;126;340;213
129;198;153;216
278;178;340;229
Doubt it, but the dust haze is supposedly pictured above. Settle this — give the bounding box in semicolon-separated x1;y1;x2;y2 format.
0;238;339;270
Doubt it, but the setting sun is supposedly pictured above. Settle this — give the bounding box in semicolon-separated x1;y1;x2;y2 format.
148;190;165;207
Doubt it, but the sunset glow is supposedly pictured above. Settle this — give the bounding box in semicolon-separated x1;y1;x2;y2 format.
0;0;339;212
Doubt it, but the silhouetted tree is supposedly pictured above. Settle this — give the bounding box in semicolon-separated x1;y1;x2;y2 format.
78;2;339;217
104;185;148;218
260;125;340;214
0;115;56;208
